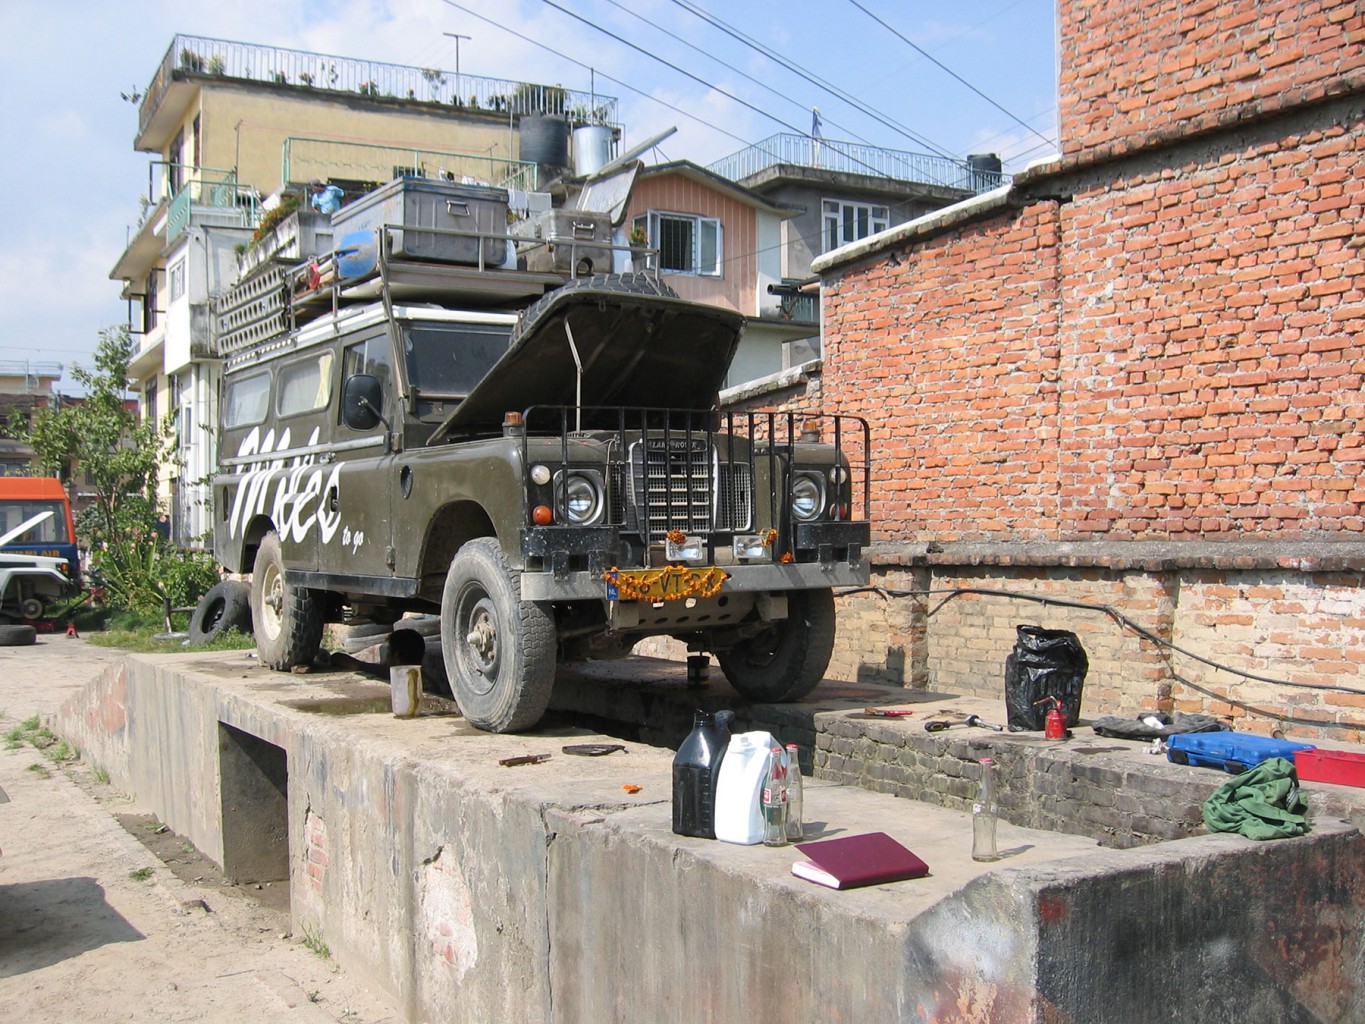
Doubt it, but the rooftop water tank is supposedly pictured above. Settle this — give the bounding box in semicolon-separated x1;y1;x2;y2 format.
966;153;1003;191
572;124;613;177
519;115;571;175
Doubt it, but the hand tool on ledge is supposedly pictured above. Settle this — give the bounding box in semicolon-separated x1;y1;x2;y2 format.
924;714;1004;733
499;753;552;766
850;707;916;719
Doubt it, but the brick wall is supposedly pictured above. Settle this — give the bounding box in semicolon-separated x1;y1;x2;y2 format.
804;0;1365;742
1059;121;1365;537
821;112;1365;545
1059;0;1365;157
821;202;1065;541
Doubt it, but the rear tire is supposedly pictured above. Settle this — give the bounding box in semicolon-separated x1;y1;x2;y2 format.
717;588;836;703
441;538;556;733
251;531;323;670
188;581;252;645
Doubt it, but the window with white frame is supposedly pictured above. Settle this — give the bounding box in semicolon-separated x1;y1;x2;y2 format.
822;199;889;252
169;259;186;303
634;212;722;276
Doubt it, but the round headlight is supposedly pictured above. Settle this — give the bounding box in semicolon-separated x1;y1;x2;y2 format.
791;474;824;522
562;473;602;524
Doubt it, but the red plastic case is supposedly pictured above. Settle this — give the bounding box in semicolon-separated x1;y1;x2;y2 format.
1294;748;1365;788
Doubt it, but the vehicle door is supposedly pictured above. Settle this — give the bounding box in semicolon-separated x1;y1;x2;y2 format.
328;330;399;581
264;347;339;572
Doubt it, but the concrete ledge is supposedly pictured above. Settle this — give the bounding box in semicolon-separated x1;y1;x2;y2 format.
57;653;1365;1023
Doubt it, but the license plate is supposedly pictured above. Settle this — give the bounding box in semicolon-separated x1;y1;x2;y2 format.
604;566;729;602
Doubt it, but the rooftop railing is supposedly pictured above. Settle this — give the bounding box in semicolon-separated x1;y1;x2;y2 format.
708;133;1009;194
281;138;540;193
139;34;619;139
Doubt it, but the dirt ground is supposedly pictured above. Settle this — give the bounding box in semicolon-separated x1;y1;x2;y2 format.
0;635;398;1023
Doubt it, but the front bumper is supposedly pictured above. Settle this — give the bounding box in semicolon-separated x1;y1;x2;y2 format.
521;558;868;602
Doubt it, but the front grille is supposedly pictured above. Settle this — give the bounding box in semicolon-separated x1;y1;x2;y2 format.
632;438;713;534
604;439;755;538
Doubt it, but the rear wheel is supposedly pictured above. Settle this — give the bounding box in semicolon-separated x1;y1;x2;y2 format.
251;532;323;670
717;588;836;703
441;538;556;733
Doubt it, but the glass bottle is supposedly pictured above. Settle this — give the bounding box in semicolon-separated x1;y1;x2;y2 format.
972;757;1000;862
761;745;788;847
784;743;805;841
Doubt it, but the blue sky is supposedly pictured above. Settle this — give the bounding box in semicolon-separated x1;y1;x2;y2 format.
0;0;1057;388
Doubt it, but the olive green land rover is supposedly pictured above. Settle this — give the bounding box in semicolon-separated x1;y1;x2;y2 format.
213;274;871;732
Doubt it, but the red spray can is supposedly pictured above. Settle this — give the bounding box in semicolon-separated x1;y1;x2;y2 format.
1043;697;1067;740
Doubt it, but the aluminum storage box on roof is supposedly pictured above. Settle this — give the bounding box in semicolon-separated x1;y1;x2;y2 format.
333;177;510;278
512;209;613;275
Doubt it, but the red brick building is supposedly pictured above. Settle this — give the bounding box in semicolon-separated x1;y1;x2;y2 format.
805;0;1365;740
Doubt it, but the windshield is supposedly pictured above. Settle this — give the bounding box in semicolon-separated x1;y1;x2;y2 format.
0;500;69;543
403;322;512;397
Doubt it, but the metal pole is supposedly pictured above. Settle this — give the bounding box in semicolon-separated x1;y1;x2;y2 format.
444;32;471;100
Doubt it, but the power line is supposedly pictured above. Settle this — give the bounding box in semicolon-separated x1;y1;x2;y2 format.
438;0;758;153
437;0;993;275
664;0;956;159
533;0;924;181
594;0;880;150
845;0;1057;151
443;0;953;186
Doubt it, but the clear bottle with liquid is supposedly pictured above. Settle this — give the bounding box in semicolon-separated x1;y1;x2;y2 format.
761;745;788;847
972;757;1000;862
784;743;804;841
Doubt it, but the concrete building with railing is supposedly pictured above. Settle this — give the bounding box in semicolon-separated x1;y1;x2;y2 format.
110;34;618;546
698;133;1004;382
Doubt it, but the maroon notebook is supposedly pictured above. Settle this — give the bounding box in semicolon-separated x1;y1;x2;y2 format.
791;832;929;889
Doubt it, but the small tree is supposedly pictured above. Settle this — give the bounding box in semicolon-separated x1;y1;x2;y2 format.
25;326;217;612
27;326;160;548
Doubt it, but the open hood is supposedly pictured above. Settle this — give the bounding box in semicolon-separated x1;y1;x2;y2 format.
435;284;746;434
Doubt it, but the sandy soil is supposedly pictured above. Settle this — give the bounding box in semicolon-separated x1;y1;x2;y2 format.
0;636;397;1024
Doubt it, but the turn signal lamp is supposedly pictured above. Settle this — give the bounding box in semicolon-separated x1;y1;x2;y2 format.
532;505;554;525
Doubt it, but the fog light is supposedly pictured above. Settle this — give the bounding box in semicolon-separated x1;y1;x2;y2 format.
665;533;705;561
734;534;770;559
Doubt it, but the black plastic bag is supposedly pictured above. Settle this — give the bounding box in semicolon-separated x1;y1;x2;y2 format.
1004;625;1088;732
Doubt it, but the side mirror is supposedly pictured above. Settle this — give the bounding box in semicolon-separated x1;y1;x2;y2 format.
342;374;383;430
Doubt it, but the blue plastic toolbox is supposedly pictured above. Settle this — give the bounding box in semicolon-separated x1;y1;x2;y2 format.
1167;732;1315;774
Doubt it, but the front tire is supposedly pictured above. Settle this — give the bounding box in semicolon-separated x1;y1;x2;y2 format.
251;531;323;670
441;538;556;733
717;587;836;703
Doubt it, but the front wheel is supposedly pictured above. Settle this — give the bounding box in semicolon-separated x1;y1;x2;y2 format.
717;588;836;703
251;531;323;670
441;538;556;733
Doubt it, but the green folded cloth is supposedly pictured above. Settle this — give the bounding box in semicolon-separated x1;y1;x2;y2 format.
1202;757;1309;841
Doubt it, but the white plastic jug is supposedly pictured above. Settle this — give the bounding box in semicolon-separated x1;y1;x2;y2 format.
714;730;778;845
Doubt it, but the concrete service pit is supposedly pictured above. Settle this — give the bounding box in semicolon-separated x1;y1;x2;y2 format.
58;651;1365;1023
218;722;290;891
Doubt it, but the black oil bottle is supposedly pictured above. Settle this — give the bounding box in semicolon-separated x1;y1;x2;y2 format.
672;709;734;838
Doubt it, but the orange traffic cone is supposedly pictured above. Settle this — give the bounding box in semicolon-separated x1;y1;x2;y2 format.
66;621;79;638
